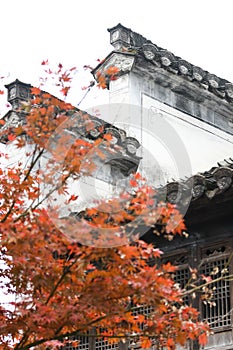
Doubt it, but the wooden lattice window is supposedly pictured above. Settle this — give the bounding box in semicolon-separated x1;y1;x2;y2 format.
95;338;119;350
132;304;154;332
132;304;154;317
163;251;190;305
200;245;232;329
63;334;89;350
174;265;190;305
64;331;119;350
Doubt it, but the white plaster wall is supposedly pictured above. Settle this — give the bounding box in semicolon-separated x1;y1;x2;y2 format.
142;94;233;180
109;72;233;184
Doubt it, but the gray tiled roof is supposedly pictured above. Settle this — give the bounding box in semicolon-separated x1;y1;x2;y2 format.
158;157;233;205
108;24;233;105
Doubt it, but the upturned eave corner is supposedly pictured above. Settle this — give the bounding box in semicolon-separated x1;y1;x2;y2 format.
92;51;136;89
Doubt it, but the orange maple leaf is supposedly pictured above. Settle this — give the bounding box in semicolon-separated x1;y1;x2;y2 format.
130;179;138;187
67;194;79;203
140;338;152;349
60;86;70;96
103;133;113;141
134;172;142;180
167;338;175;350
199;333;208;346
106;66;119;76
8;134;16;141
31;87;41;95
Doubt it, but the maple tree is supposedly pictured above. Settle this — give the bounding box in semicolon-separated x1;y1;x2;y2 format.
0;63;210;350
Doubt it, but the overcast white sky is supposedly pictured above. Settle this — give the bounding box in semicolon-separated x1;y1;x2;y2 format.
1;0;233;110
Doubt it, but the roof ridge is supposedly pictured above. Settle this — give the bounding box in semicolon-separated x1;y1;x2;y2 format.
107;24;233;105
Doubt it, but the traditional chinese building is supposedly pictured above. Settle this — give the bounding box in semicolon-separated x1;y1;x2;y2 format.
92;24;233;350
2;23;233;350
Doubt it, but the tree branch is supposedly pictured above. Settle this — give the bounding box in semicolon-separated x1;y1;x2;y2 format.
1;145;44;223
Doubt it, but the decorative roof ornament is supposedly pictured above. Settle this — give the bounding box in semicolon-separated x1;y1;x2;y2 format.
142;43;158;61
165;182;182;204
187;175;206;200
212;167;233;191
104;127;124;145
159;51;175;67
205;73;220;89
108;24;131;51
123;137;140;156
5;79;32;110
108;23;148;51
105;24;233;107
178;60;192;76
